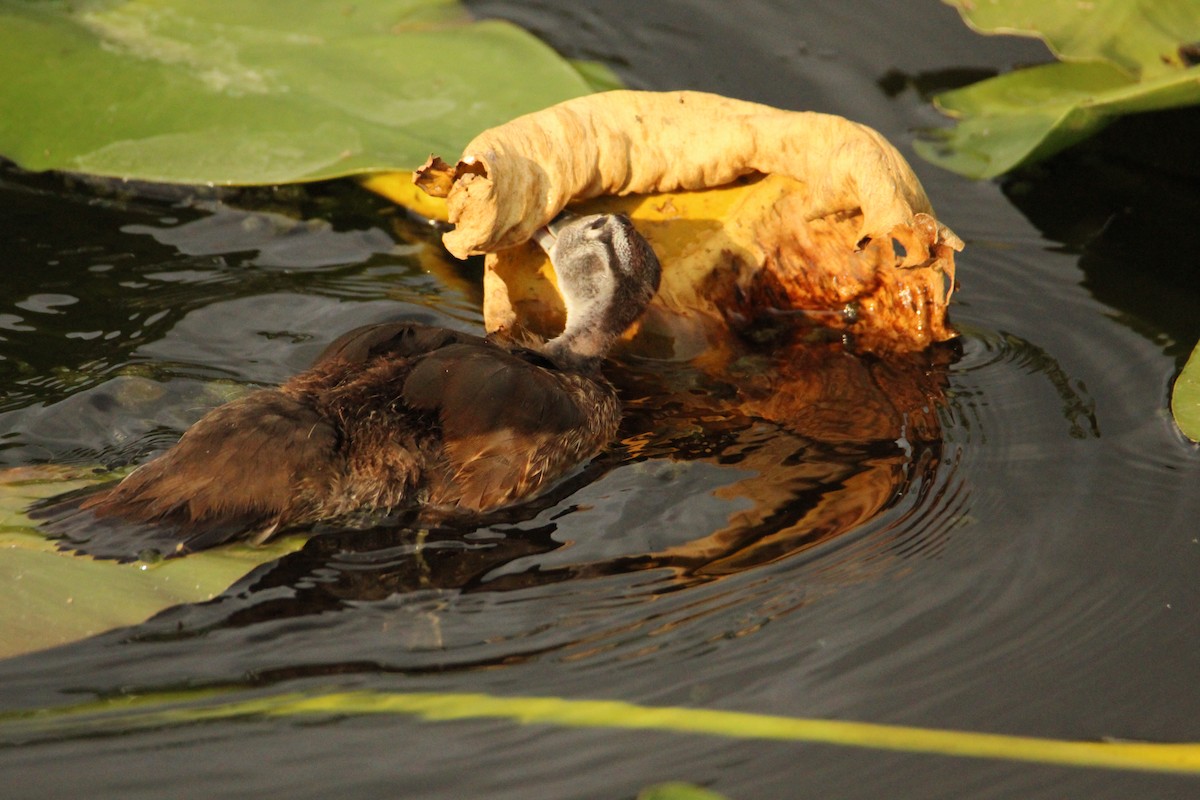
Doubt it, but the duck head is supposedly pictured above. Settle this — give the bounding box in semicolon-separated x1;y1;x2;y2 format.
534;212;662;371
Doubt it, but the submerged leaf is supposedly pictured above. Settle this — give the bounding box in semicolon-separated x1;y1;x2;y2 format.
0;0;600;184
415;91;961;354
638;784;730;800
8;687;1200;775
0;467;303;659
1172;342;1200;442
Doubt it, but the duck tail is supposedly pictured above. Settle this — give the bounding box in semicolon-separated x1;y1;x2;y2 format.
29;484;256;562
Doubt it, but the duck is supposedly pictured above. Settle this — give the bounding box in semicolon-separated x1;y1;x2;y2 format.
36;212;661;559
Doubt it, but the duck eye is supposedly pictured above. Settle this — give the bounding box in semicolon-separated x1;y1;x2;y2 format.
583;221;619;256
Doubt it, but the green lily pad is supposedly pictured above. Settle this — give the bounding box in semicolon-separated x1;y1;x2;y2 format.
0;466;304;659
1172;342;1200;442
0;0;602;184
916;0;1200;178
915;59;1200;178
948;0;1200;78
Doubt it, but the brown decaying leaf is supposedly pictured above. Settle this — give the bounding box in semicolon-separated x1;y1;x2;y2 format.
416;91;959;559
415;90;962;356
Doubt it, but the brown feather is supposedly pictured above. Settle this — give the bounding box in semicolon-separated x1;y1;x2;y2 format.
402;344;618;510
36;212;659;559
80;391;340;544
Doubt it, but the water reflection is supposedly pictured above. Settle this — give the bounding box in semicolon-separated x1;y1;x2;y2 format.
953;327;1100;440
997;110;1200;362
123;205;404;270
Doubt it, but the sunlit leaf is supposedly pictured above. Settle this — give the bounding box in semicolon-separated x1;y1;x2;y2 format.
0;467;304;659
1172;341;1200;442
917;0;1200;178
5;687;1200;775
946;0;1200;78
915;60;1200;178
0;0;601;184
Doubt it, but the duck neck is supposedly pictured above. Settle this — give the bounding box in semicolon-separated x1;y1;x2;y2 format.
543;303;619;374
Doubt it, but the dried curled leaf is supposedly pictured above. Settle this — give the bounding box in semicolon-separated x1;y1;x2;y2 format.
416;90;962;354
416;90;959;257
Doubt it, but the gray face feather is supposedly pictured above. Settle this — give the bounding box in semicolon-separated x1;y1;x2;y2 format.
536;213;661;370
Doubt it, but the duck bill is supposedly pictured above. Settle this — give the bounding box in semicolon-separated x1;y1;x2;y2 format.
533;211;578;255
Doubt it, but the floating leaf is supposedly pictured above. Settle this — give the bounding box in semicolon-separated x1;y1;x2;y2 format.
0;467;304;659
946;0;1200;78
0;0;601;184
916;60;1200;179
1172;341;1200;442
916;0;1200;178
414;90;961;354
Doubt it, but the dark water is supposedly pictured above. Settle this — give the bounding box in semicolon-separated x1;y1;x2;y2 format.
2;1;1200;798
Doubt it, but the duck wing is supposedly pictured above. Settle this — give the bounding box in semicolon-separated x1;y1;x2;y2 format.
34;390;340;560
401;343;609;511
310;321;485;368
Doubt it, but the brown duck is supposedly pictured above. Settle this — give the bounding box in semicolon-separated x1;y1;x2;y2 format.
38;213;661;558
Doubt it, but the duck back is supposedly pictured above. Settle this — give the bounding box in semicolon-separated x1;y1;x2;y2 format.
34;322;620;560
